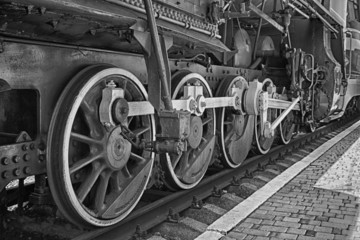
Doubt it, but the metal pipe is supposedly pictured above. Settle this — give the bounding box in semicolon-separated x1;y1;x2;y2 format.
346;30;353;80
270;97;300;131
252;0;267;61
249;57;263;69
143;0;173;110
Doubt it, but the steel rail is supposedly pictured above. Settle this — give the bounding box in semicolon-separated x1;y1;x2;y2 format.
72;116;358;240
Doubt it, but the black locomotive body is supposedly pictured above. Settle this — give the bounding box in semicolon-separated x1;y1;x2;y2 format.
0;0;359;228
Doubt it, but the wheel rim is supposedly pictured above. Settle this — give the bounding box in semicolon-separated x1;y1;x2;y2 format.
254;79;276;154
279;110;295;144
160;72;216;190
216;76;254;168
47;65;155;227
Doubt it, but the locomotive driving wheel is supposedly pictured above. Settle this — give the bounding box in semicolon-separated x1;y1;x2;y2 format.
254;79;277;154
279;110;295;144
160;72;216;190
216;76;254;168
47;65;155;227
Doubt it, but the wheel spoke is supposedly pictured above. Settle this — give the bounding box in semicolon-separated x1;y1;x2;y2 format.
224;131;235;146
71;132;102;146
223;121;233;125
131;126;150;137
76;164;105;203
121;165;132;178
128;116;134;125
171;154;182;169
70;153;102;174
94;171;111;212
122;79;128;92
202;117;213;126
174;151;189;176
130;152;147;164
81;101;103;138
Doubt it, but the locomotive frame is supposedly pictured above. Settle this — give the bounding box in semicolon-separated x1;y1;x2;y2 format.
1;0;360;228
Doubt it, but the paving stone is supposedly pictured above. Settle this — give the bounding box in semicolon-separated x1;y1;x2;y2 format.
286;227;306;235
226;231;247;240
304;230;316;237
261;220;275;225
307;220;321;226
274;221;301;228
259;225;287;233
244;236;254;240
250;213;276;220
299;219;310;224
254;209;268;215
220;236;236;240
235;222;254;230
253;237;269;240
332;227;342;235
297;236;317;240
282;217;300;223
321;221;349;229
315;232;335;240
314;226;333;233
244;218;262;225
315;216;329;221
274;233;298;239
241;228;270;237
258;206;275;211
329;217;354;225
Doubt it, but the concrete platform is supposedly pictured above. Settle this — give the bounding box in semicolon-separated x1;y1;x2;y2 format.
196;120;360;240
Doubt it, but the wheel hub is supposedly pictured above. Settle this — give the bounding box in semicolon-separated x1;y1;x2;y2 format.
188;116;203;149
106;127;131;170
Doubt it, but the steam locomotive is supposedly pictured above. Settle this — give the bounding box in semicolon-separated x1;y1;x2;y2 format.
0;0;359;228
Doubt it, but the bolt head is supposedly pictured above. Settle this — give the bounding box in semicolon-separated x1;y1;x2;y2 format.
13;156;20;163
2;157;9;165
13;168;20;176
2;171;9;179
24;167;31;174
23;154;31;161
38;154;45;162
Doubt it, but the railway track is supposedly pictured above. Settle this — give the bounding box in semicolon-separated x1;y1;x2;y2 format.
70;114;360;240
1;113;358;240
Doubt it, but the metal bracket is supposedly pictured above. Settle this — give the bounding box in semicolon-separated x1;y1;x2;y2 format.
99;82;124;128
0;132;44;192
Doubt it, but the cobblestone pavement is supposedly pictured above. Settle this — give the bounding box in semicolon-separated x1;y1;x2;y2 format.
222;127;360;240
